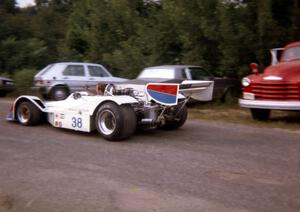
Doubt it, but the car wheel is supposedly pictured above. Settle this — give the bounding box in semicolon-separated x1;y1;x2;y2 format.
95;102;136;141
161;105;188;130
221;87;235;103
250;109;270;121
16;101;42;126
50;86;69;100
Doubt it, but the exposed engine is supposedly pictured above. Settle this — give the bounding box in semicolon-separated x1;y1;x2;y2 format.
103;83;187;128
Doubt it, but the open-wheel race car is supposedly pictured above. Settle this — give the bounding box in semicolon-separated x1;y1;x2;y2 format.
6;79;214;141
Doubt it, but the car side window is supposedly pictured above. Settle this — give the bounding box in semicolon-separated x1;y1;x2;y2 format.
189;67;212;80
63;65;85;76
88;66;109;77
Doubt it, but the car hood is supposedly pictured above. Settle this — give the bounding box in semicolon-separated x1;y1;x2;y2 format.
262;60;300;81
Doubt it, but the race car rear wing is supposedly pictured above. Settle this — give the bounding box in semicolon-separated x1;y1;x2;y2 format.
179;80;214;101
145;80;214;106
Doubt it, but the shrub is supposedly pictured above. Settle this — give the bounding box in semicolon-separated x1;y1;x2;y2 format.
12;69;37;96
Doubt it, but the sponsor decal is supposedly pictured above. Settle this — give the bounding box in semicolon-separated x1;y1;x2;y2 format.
146;83;179;106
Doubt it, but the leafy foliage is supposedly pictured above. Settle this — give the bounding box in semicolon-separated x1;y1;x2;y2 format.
12;69;37;95
1;0;300;79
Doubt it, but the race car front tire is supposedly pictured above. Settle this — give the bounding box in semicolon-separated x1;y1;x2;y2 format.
95;102;136;141
16;101;42;126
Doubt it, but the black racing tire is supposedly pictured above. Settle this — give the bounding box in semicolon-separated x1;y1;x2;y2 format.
95;102;136;141
120;104;137;139
250;108;270;121
16;101;42;126
50;86;69;100
162;105;188;130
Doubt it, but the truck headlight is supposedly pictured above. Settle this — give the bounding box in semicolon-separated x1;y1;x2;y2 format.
242;77;251;87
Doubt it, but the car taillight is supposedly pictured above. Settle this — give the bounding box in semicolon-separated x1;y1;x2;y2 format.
34;80;42;85
35;80;50;85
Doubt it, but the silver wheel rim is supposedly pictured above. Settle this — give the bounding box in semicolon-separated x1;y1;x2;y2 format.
17;105;30;124
98;109;116;135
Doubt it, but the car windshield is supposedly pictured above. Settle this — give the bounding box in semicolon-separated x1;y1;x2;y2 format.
138;68;175;79
36;64;55;76
188;67;212;80
281;46;300;62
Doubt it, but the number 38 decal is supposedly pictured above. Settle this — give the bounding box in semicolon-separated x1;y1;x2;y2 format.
72;117;83;128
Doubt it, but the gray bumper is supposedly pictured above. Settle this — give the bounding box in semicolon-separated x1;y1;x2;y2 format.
239;99;300;110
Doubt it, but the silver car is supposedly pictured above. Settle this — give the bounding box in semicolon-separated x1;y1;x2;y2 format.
33;62;126;100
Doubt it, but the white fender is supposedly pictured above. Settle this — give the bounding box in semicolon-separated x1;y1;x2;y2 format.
8;95;46;120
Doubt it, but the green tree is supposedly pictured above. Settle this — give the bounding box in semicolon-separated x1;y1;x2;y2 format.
0;0;16;13
32;0;71;63
66;0;93;60
162;0;221;73
0;37;48;74
218;1;256;77
256;0;279;65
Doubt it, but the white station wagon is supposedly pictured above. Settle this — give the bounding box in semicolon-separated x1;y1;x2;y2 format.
33;62;126;100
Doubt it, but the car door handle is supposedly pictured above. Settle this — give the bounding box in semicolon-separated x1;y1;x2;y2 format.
63;77;69;79
89;78;95;80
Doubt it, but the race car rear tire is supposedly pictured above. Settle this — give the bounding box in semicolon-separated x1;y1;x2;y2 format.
95;102;136;141
161;105;188;130
16;101;42;126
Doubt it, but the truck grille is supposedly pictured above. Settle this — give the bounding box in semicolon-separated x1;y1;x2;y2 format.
252;82;300;100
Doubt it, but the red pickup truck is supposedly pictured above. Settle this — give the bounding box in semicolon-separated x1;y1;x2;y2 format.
239;41;300;120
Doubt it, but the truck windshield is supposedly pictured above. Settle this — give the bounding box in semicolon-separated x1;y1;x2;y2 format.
281;46;300;62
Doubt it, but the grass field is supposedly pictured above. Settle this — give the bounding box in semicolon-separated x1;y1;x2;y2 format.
188;100;300;132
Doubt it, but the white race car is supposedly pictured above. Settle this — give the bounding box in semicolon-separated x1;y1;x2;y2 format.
7;79;214;141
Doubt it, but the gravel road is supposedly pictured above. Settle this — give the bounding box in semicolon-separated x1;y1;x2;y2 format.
0;99;299;212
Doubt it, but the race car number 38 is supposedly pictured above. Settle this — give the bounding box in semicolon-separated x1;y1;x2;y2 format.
72;117;83;128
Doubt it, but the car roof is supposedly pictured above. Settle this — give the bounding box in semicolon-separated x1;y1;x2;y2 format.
144;65;202;69
50;62;105;66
